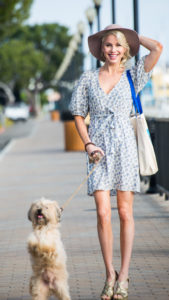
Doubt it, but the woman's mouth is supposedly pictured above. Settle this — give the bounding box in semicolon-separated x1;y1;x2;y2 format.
108;53;118;59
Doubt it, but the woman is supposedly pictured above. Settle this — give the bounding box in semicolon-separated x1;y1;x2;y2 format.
69;24;162;300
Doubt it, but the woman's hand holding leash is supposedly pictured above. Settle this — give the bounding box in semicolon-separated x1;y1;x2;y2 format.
85;143;104;164
61;142;104;213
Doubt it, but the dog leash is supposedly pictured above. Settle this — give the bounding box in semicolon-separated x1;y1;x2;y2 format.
60;153;103;212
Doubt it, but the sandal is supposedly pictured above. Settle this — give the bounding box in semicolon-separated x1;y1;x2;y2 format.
101;270;118;300
113;278;129;300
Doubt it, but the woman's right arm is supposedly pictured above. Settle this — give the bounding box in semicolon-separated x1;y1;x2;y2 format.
139;35;163;72
74;115;104;158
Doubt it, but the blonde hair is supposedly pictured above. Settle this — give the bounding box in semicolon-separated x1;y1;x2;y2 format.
101;30;131;68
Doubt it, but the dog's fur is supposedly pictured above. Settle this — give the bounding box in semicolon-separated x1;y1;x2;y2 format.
27;197;71;300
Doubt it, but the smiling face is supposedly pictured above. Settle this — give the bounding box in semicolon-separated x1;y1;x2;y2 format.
101;34;126;66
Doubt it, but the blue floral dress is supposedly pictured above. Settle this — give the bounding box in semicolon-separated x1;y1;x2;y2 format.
69;56;152;196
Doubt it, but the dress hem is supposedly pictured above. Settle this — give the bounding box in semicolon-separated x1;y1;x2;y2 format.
87;186;140;196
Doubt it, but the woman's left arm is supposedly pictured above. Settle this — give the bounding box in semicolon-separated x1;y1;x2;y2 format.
139;35;163;72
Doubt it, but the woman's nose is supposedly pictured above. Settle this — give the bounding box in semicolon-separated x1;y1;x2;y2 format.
110;45;116;52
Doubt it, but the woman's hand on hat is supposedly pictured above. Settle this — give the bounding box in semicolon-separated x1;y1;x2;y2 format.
138;35;144;45
138;35;163;71
86;144;104;164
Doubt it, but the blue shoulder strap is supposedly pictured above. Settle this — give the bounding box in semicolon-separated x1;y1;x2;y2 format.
126;70;143;114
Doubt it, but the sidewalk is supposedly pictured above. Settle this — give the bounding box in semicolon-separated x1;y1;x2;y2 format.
0;116;169;300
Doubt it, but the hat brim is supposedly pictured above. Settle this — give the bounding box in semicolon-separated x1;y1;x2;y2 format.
88;27;140;61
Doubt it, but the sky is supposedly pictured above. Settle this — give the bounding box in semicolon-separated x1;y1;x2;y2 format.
27;0;169;69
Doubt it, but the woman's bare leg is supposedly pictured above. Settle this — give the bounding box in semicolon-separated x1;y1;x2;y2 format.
94;190;116;285
114;190;134;299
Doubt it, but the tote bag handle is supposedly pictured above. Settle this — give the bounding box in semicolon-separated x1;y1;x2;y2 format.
126;70;143;115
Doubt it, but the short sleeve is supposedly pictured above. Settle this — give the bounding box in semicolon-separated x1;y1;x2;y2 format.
129;55;153;94
69;71;90;118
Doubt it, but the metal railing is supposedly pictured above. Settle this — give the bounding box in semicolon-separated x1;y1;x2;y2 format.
147;118;169;199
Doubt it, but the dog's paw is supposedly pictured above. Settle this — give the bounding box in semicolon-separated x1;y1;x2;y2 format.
42;249;58;261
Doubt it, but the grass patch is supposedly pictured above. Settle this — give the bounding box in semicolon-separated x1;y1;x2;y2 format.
0;118;14;129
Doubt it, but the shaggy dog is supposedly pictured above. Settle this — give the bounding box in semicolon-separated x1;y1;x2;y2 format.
27;197;71;300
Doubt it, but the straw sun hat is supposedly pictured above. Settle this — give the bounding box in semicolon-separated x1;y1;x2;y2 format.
88;24;140;61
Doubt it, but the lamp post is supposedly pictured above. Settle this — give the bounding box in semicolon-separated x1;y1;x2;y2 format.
133;0;139;62
28;73;43;116
77;21;85;71
77;21;85;51
85;7;96;69
112;0;116;23
93;0;102;68
93;0;102;31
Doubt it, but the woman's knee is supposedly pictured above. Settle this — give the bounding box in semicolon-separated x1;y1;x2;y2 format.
118;207;133;222
97;207;111;227
117;191;134;222
94;190;111;227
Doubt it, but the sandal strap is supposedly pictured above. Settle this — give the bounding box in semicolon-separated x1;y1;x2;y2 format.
115;278;129;298
101;271;118;299
101;280;114;298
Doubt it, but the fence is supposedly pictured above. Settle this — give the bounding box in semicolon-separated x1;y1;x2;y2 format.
147;118;169;199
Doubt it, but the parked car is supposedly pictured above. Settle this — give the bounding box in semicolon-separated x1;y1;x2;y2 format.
4;103;30;121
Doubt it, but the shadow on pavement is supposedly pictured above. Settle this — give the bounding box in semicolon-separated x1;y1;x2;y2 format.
84;207;117;212
9;148;65;156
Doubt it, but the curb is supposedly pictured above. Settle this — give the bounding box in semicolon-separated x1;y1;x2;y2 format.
0;139;16;162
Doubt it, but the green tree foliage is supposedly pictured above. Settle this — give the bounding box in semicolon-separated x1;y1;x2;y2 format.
0;23;72;102
0;1;84;108
12;24;72;84
0;39;46;88
0;0;33;42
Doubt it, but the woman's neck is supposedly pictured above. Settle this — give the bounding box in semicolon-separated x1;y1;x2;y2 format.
101;62;123;75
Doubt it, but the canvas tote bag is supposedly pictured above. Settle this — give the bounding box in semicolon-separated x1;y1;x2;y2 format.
127;70;158;176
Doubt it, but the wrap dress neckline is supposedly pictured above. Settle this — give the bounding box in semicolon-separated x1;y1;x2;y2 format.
97;67;125;96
